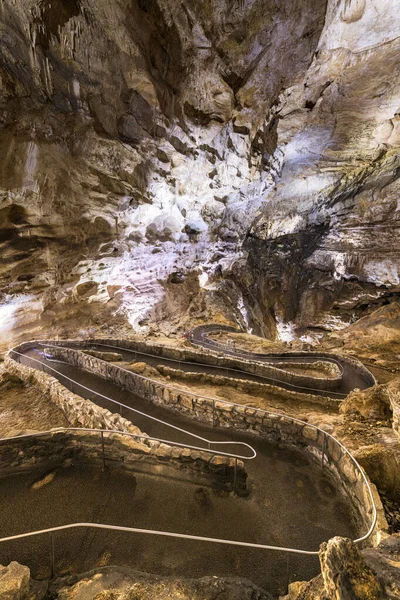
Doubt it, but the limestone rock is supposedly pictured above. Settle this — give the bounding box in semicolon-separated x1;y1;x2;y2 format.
353;444;400;499
54;567;272;600
320;537;387;599
283;537;389;600
83;350;123;362
128;362;147;374
0;0;399;350
340;385;393;422
0;562;30;600
74;281;99;299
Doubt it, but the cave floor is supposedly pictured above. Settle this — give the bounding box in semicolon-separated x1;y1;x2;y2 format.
3;349;362;595
0;455;353;596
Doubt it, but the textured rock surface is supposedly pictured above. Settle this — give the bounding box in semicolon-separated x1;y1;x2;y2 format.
0;0;352;345
0;562;30;600
320;537;387;599
54;567;272;600
283;536;391;600
240;1;400;338
0;365;70;435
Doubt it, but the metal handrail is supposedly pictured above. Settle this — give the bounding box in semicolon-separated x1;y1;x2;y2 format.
10;350;256;461
0;422;376;555
90;342;343;378
191;325;377;388
0;522;320;555
6;346;377;554
88;342;345;396
196;336;346;375
36;341;346;400
0;426;253;461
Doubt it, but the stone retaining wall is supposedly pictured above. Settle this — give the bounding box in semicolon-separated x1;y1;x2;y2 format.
264;360;340;379
191;324;376;387
87;336;376;391
190;327;377;390
4;347;246;492
156;365;339;411
30;344;377;541
0;429;243;489
97;338;344;392
39;339;344;406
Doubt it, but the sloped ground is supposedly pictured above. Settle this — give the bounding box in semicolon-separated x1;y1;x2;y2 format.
0;366;70;436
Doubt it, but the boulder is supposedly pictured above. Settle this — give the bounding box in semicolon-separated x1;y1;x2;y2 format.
340;384;392;422
282;537;388;600
0;562;30;600
83;350;123;362
129;362;147;374
320;537;387;600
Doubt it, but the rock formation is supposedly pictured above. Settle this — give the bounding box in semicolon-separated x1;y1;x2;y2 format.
283;536;393;600
1;0;398;345
0;561;30;600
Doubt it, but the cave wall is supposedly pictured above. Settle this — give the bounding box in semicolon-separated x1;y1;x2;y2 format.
1;0;398;343
243;0;400;338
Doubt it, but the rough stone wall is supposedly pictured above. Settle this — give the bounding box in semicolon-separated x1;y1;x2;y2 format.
49;336;377;392
243;0;400;337
388;379;400;440
0;0;329;343
0;0;398;343
4;353;140;433
156;365;339;411
41;339;345;407
0;428;243;490
3;349;245;490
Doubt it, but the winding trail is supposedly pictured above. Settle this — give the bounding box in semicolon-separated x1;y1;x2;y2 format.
0;329;377;594
189;324;375;396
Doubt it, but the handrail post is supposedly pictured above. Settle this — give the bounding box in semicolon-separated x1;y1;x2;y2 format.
321;433;326;469
233;457;238;493
286;552;290;592
50;533;55;578
101;431;106;470
212;400;215;427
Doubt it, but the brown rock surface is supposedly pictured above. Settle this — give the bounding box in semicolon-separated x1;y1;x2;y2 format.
283;537;391;600
54;567;272;600
320;537;387;600
0;562;30;600
0;366;70;436
2;0;398;342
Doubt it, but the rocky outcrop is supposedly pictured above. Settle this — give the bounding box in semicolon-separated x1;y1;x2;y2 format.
54;566;273;600
0;562;30;600
320;537;387;599
243;2;400;338
0;0;333;344
340;385;393;423
284;537;389;600
0;0;399;349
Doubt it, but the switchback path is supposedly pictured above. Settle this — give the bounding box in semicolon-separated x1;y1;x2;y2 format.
189;324;375;396
0;331;375;594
